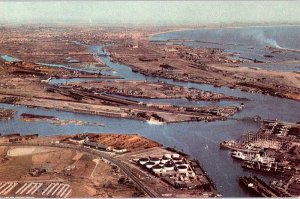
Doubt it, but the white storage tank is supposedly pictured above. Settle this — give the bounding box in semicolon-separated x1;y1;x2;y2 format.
164;163;174;171
172;153;180;159
177;165;188;173
152;165;162;174
139;158;149;165
149;157;160;165
145;162;156;169
164;154;172;159
161;157;169;164
172;156;182;162
175;161;184;167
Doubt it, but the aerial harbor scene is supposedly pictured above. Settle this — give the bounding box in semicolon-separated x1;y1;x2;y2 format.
0;1;299;198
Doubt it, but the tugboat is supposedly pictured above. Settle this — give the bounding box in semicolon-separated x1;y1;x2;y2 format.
147;117;165;125
220;140;240;149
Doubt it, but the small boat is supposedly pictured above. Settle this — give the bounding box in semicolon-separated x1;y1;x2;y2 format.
147;117;165;125
220;140;238;149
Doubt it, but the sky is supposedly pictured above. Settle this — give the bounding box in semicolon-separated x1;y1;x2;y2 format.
0;1;300;26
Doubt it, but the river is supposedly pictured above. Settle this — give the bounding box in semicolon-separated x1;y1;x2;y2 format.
1;26;300;197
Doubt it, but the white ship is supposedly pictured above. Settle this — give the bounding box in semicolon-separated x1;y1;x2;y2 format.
231;151;256;161
147;117;165;125
231;150;275;164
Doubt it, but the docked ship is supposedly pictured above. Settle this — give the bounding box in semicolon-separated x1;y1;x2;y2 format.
231;150;275;163
241;161;285;173
231;150;256;161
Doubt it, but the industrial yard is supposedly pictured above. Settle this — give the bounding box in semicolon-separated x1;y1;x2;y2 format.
0;133;217;198
116;147;217;197
220;120;300;197
68;80;241;101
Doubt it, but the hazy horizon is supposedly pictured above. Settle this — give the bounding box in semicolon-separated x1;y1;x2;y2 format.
0;1;300;26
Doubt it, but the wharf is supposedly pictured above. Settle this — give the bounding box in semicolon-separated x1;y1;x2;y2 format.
239;176;291;197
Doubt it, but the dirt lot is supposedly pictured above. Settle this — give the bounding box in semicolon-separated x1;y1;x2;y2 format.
88;133;161;151
0;145;139;197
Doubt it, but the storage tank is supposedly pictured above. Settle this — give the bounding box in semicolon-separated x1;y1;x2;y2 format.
175;161;184;167
145;162;156;169
149;157;160;165
139;158;149;165
164;154;172;159
164;163;174;171
161;156;170;164
172;156;182;161
152;165;162;174
172;153;180;159
177;165;188;173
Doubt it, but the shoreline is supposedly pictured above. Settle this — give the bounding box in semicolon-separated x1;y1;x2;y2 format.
148;23;300;39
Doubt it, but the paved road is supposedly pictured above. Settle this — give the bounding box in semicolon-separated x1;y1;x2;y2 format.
0;143;160;197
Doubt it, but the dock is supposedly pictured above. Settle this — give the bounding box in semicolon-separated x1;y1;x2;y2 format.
239;176;291;197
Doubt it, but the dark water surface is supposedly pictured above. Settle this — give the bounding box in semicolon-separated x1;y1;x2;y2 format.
1;26;300;197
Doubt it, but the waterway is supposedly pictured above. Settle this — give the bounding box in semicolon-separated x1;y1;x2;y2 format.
1;55;20;62
1;26;300;197
151;25;300;72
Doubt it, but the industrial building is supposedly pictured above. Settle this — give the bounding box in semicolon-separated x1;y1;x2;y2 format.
135;153;212;191
83;141;108;151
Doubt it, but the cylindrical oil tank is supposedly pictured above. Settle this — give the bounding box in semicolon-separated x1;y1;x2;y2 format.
139;158;149;165
160;158;169;164
152;165;162;173
145;161;156;169
149;157;160;165
164;163;174;171
164;154;172;159
177;165;188;173
172;153;180;159
172;156;181;161
175;161;183;167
